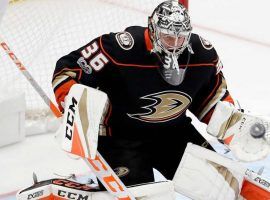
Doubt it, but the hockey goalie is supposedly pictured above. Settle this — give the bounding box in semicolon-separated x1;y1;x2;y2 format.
15;0;270;199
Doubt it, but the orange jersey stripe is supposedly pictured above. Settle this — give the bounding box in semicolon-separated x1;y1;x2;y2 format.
181;63;216;67
54;79;76;99
99;36;159;68
54;79;77;111
144;29;153;52
100;34;217;69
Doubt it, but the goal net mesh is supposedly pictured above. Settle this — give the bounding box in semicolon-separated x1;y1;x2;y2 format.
0;0;185;133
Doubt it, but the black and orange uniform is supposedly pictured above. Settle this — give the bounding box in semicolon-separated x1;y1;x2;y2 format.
52;26;234;186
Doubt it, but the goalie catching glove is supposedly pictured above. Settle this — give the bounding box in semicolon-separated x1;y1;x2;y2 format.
207;101;270;162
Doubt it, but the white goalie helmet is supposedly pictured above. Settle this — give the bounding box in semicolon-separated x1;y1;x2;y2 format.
148;0;193;85
149;0;192;55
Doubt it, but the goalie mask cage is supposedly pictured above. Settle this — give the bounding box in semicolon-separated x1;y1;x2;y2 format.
0;0;189;134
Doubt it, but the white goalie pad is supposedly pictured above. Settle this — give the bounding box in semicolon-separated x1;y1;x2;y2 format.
94;181;175;200
207;101;270;161
173;143;247;200
56;84;109;159
17;179;175;200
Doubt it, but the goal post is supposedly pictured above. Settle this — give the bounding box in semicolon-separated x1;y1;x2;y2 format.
179;0;189;9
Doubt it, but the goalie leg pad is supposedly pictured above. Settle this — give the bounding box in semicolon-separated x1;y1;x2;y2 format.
241;170;270;200
93;181;175;200
173;143;247;200
17;179;175;200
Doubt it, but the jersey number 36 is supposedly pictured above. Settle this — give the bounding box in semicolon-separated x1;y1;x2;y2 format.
81;42;109;71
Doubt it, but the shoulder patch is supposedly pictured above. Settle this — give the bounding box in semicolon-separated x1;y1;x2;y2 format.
115;32;134;50
199;36;213;50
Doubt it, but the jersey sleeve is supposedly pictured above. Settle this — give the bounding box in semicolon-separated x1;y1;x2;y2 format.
52;36;111;112
189;58;234;124
189;36;234;124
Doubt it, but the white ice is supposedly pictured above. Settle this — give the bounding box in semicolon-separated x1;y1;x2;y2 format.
0;0;270;199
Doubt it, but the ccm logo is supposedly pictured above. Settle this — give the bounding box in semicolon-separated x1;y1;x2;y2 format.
65;97;78;140
239;117;246;131
58;190;89;200
1;42;26;70
255;177;270;188
53;179;94;191
27;190;43;199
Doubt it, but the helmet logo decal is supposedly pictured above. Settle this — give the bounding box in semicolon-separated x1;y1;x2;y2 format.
127;91;192;123
115;32;134;50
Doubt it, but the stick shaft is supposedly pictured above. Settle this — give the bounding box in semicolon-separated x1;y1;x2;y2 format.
0;38;62;118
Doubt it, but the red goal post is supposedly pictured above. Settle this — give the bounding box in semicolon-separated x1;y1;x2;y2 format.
179;0;189;9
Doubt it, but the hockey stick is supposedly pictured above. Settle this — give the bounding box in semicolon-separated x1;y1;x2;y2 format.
0;37;135;200
0;39;62;118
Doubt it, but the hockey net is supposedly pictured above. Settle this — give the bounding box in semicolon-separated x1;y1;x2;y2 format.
0;0;188;135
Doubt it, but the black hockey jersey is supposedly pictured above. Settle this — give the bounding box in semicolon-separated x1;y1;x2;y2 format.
52;26;233;138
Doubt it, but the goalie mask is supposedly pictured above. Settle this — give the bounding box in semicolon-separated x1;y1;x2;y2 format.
148;0;192;85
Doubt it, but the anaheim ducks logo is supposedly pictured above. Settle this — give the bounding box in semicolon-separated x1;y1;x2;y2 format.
113;167;130;178
128;91;192;123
